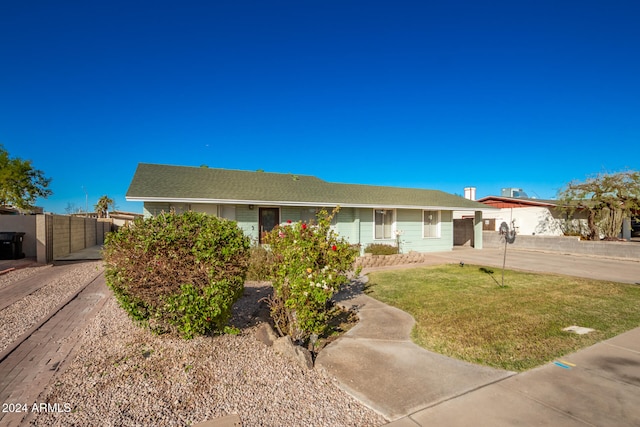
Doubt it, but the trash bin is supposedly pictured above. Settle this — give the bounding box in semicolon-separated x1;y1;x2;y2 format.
0;232;26;260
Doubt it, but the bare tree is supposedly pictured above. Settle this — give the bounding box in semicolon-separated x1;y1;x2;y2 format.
64;202;80;215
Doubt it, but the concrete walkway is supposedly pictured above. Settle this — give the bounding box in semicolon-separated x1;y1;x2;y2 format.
317;248;640;426
315;280;514;421
54;244;104;262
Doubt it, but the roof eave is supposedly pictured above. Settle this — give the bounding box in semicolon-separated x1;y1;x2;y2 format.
477;196;558;207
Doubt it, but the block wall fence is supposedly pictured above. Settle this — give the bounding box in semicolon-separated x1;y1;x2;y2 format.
482;232;640;260
0;214;112;263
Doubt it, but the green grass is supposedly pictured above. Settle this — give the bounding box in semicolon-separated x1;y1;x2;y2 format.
366;264;640;372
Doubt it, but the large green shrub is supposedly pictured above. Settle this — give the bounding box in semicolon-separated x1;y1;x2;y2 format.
264;208;359;344
103;211;250;338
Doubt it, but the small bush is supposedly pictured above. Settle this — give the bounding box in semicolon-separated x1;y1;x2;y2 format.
246;245;276;281
103;211;250;339
364;243;398;255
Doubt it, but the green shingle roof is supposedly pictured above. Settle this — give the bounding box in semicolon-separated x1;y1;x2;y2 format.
126;163;490;210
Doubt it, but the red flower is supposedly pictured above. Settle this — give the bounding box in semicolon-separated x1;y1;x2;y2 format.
287;219;292;224
331;245;337;251
302;223;307;230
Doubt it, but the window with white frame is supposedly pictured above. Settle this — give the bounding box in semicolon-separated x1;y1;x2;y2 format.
374;209;394;239
423;210;440;238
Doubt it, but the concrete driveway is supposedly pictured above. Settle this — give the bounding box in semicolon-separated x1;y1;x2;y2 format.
408;247;640;285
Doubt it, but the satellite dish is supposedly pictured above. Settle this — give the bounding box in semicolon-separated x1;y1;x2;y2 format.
498;220;517;287
499;221;516;244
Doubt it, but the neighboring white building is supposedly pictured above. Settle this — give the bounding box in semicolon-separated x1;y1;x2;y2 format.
109;211;144;227
476;196;588;236
453;187;589;236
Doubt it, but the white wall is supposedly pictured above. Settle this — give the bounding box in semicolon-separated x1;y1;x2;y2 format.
482;207;565;236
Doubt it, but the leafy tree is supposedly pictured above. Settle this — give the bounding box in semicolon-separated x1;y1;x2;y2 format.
94;195;114;218
0;145;52;210
558;170;640;240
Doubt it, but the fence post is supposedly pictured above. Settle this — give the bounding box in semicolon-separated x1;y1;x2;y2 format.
35;215;45;263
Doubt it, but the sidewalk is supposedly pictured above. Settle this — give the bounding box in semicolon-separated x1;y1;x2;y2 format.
388;327;640;426
317;248;640;426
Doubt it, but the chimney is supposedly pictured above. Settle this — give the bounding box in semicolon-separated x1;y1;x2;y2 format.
464;187;476;201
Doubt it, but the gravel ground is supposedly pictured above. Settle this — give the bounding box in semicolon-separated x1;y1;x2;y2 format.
27;280;387;427
0;264;52;290
0;262;103;352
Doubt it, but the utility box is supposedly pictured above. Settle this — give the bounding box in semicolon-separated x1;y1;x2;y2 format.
0;232;26;260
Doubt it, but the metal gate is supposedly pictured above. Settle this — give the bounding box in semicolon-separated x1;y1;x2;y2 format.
453;218;474;247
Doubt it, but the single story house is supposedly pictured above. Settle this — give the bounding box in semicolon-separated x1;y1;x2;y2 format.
126;163;493;253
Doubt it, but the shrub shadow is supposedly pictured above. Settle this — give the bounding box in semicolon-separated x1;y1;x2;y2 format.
230;281;273;329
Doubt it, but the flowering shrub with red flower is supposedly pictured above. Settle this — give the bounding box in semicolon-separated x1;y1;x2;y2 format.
264;207;359;343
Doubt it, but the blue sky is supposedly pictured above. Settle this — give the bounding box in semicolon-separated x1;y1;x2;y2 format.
1;1;638;214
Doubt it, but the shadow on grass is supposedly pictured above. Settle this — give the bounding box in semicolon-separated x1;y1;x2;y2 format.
479;267;503;287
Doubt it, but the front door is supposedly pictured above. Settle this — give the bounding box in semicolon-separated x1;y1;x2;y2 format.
259;207;280;243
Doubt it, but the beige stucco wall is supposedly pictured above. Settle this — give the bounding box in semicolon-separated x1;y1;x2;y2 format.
1;214;111;262
0;216;37;257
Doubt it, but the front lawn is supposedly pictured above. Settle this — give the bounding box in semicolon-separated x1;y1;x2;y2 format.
366;264;640;371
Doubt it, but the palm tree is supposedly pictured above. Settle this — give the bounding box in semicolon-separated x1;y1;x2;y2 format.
94;195;114;218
